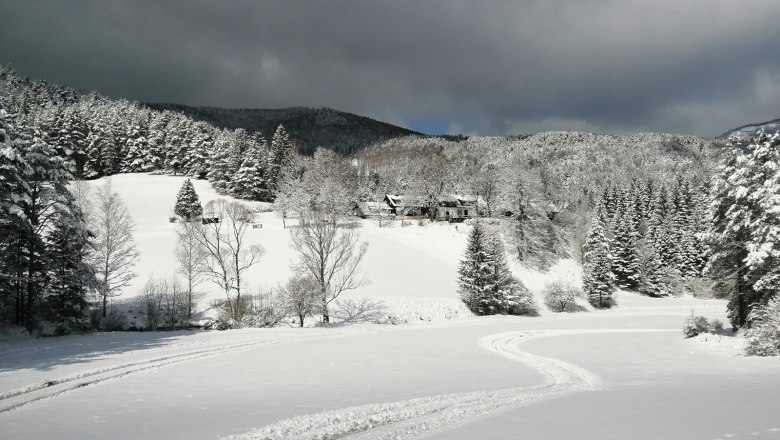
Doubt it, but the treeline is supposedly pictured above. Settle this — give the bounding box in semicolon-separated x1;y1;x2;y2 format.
0;66;294;202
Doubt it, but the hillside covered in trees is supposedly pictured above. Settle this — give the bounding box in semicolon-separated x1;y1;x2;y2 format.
144;103;422;155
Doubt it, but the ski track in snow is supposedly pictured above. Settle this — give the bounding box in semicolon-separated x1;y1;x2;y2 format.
225;328;676;440
0;332;330;413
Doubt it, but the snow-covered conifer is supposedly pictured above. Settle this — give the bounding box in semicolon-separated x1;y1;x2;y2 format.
230;134;271;201
174;178;203;220
704;132;777;328
583;212;615;308
458;223;494;314
486;234;537;315
611;199;641;290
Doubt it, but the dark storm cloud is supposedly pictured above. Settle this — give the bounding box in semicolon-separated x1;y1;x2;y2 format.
2;0;780;137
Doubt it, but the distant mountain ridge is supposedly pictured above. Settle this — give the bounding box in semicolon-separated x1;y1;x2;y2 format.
143;103;422;155
718;117;780;141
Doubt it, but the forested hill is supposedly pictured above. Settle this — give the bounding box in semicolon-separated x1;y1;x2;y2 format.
718;117;780;142
144;103;422;155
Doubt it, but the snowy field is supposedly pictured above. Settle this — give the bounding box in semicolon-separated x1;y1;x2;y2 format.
74;173;478;324
1;173;779;439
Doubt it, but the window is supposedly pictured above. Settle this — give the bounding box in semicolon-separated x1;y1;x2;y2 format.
464;210;469;216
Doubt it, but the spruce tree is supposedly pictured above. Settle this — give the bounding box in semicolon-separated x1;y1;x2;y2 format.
231;135;271;201
45;207;96;328
704;133;779;328
611;193;641;290
174;178;202;220
458;223;494;314
637;239;669;297
486;234;537;315
270;124;294;194
583;212;615;307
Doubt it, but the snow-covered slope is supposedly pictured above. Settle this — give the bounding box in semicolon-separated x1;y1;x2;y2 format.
77;174;606;324
78;174;480;323
719;117;780;141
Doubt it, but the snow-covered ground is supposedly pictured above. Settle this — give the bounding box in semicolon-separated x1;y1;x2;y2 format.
74;173;477;324
2;302;778;440
1;173;778;439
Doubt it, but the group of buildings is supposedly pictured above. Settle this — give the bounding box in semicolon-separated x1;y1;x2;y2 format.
353;194;481;222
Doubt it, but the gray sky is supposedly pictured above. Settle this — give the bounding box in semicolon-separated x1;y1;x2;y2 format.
2;0;779;137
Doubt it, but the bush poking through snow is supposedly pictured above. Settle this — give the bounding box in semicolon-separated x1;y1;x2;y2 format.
745;297;780;357
543;281;581;312
682;312;712;338
100;308;127;331
212;289;287;329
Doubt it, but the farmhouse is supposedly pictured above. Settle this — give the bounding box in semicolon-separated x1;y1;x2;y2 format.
353;201;393;219
434;195;479;222
376;194;480;222
383;194;428;217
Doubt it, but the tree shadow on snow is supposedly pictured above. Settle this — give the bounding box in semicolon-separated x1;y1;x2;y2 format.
329;297;388;326
0;329;202;373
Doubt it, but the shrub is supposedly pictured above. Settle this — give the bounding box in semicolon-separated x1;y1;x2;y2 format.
745;297;780;357
100;309;127;331
141;275;189;331
505;282;540;316
214;290;286;329
543;281;581;312
682;312;711;338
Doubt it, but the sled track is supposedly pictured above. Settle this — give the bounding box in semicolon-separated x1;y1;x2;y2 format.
0;337;289;413
227;329;674;440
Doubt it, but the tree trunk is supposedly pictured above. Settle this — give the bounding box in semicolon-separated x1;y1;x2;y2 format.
102;294;108;318
298;314;305;327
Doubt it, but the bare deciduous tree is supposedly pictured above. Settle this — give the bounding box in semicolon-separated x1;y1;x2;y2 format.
90;179;140;317
176;221;205;319
193;199;264;320
290;212;368;323
141;274;187;330
279;273;319;327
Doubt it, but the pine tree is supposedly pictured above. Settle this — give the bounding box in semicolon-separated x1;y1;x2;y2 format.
270;124;294;194
583;212;615;307
704;132;779;328
637;239;669;297
458;223;494;314
45;207;96;328
230;134;271;201
486;234;537;315
173;178;202;220
744;132;780;295
611;191;641;290
0;101;32;326
4;135;76;331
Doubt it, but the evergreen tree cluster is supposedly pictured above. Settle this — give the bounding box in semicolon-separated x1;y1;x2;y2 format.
705;131;780;329
0;66;295;202
458;223;538;316
0;92;97;332
587;177;709;298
